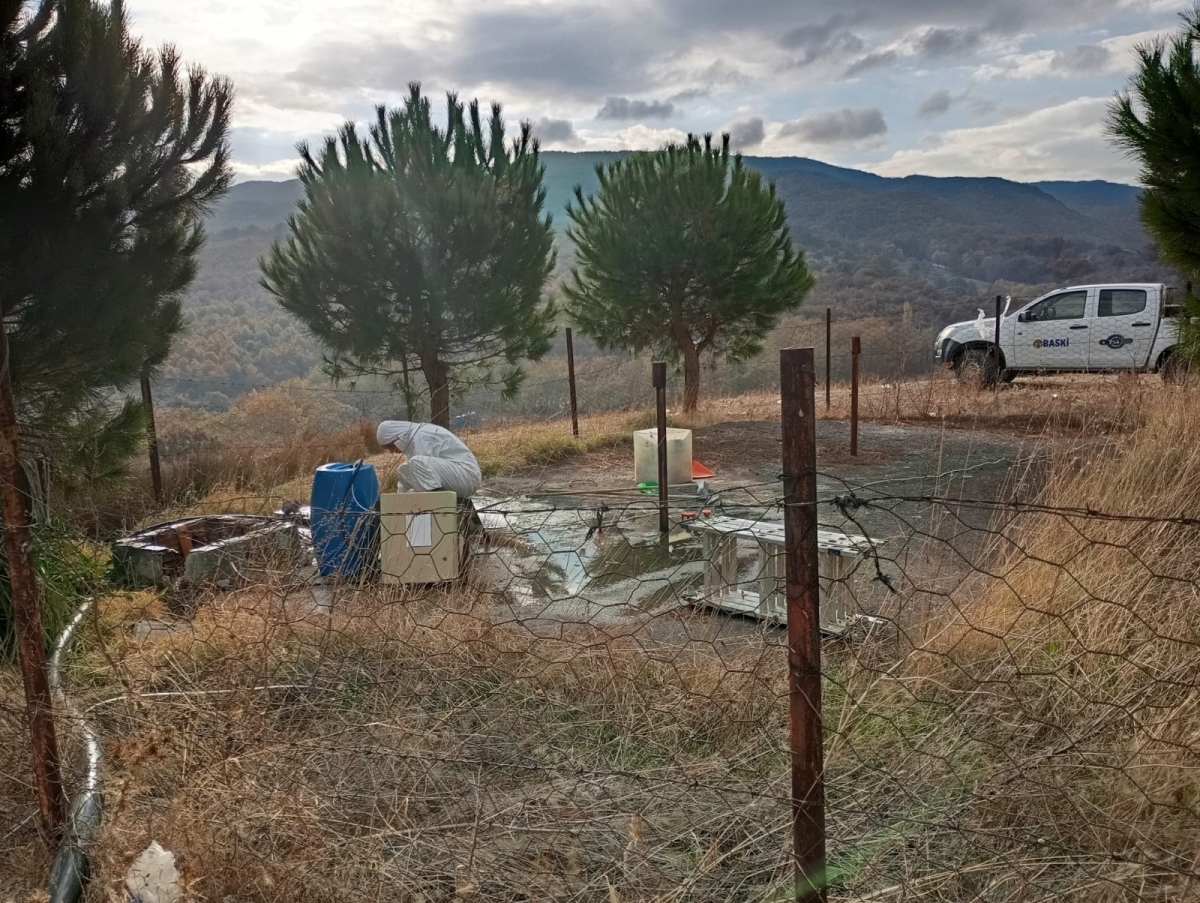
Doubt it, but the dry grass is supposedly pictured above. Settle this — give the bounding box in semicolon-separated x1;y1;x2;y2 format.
136;373;1157;518
820;369;1161;436
872;382;1200;901
8;375;1200;901
0;670;52;899
68;581;795;902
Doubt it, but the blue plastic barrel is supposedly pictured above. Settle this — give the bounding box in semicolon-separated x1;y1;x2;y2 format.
311;461;381;577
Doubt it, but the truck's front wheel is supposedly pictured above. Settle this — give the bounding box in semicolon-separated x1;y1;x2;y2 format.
958;348;1001;388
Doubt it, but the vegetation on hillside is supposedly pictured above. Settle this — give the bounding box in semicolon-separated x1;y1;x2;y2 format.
565;133;813;412
262;84;557;428
156;158;1173;410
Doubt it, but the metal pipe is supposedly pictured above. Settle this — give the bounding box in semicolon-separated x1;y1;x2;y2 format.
46;599;103;903
653;362;668;533
994;294;1003;391
566;328;580;438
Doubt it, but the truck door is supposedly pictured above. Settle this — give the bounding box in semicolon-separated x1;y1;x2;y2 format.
1088;287;1155;370
1010;289;1091;370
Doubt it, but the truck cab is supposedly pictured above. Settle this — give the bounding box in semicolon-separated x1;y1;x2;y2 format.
934;283;1180;384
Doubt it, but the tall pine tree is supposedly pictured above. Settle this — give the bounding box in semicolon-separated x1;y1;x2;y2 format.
262;84;557;428
0;0;232;433
1109;6;1200;279
1108;5;1200;371
565;134;813;413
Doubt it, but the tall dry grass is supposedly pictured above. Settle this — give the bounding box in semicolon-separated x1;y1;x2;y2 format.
885;383;1200;900
72;583;794;902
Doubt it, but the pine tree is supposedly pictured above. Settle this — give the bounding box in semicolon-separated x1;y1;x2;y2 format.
1109;6;1200;278
262;84;557;428
0;0;232;433
564;133;814;413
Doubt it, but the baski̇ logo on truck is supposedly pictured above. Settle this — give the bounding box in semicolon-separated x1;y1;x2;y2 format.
1033;339;1069;348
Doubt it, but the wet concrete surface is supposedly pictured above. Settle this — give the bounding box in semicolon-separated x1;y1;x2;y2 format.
472;420;1078;635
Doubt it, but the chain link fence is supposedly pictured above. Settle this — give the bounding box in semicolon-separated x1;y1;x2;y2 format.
4;337;1199;902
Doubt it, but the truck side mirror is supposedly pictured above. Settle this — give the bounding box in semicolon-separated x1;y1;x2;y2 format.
1017;311;1030;323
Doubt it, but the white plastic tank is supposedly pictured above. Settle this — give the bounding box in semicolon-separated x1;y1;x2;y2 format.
633;428;693;487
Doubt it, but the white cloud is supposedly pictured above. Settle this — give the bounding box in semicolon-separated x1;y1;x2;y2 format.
122;0;1175;182
586;124;690;150
231;158;302;183
868;96;1137;181
975;27;1169;80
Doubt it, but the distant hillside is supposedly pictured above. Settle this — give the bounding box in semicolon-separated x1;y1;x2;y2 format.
207;179;305;232
159;155;1169;408
1033;180;1144;243
212;158;1146;247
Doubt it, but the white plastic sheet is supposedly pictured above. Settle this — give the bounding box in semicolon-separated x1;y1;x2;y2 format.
376;421;482;499
125;841;182;903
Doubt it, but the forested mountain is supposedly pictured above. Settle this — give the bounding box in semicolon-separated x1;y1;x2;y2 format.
155;154;1169;408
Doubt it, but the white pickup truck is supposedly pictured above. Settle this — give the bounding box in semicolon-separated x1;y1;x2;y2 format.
934;283;1183;385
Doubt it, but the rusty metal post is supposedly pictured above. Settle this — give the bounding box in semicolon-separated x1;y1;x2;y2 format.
780;347;827;902
140;368;163;504
653;362;669;533
825;308;831;411
850;336;861;457
566;328;580;438
993;294;1003;392
0;295;65;845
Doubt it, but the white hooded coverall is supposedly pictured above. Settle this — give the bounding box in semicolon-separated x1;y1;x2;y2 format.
376;421;482;499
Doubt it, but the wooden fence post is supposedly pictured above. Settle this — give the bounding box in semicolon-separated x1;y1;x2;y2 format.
0;293;65;845
566;328;579;438
141;368;163;504
825;308;832;411
780;347;828;902
850;336;861;457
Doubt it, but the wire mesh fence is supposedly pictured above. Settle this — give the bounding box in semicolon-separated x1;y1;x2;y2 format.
5;341;1200;902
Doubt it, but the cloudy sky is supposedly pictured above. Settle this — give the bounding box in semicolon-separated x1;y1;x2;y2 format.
126;0;1185;185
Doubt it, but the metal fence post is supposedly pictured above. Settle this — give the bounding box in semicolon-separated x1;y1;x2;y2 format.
780;347;828;902
0;293;65;846
850;336;861;457
653;362;668;533
141;367;163;504
993;295;1003;393
566;328;580;438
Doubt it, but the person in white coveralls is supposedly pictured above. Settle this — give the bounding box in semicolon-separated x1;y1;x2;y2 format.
375;420;482;500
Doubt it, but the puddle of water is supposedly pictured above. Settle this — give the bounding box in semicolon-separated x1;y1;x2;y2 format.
473;497;708;618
